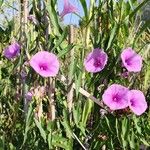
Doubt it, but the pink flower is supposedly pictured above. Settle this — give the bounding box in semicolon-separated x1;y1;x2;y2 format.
121;47;142;72
128;90;147;115
25;92;33;101
30;51;59;77
102;84;129;110
60;0;78;18
84;48;108;73
4;42;20;59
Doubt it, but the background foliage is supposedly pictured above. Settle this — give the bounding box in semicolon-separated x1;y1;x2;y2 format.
0;0;150;149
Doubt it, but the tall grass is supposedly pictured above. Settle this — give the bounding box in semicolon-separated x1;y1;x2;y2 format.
0;0;150;149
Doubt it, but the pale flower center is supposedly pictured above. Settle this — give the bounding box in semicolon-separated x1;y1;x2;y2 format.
10;48;15;53
112;95;119;102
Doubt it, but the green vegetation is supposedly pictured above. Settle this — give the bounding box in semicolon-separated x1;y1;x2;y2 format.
0;0;150;149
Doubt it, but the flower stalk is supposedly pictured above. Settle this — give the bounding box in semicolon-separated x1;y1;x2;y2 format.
48;78;56;121
22;0;29;116
67;25;74;115
45;0;56;121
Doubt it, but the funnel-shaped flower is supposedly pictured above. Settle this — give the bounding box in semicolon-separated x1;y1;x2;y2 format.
121;48;142;72
30;51;59;77
4;42;20;59
128;90;147;115
60;0;78;18
102;84;129;110
84;48;108;73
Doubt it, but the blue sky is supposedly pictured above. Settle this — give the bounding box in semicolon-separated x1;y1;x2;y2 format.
57;0;90;25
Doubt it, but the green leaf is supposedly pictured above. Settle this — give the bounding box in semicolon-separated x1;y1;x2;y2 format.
133;116;141;134
115;118;121;144
34;118;47;143
8;143;16;150
106;23;118;50
52;134;72;149
104;116;113;133
75;64;83;97
0;0;4;7
144;65;150;90
128;0;134;10
72;106;80;126
0;138;4;150
61;109;73;138
133;21;150;47
121;117;129;149
52;27;68;51
58;44;73;58
46;0;62;35
81;100;93;128
79;0;88;20
22;103;33;146
128;0;149;19
110;137;115;150
140;138;150;146
48;131;52;149
12;55;23;72
128;130;138;150
121;117;129;140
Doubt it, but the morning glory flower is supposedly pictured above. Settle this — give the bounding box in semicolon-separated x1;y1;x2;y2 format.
121;47;142;72
84;48;108;73
4;42;21;59
128;90;147;115
102;84;129;110
30;51;59;77
60;0;78;18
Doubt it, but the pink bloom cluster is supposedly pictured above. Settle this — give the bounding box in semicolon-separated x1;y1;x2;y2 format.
84;47;142;73
3;45;59;78
3;40;145;116
102;84;147;116
84;48;146;115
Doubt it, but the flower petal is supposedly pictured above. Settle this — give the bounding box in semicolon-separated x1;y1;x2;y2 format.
84;48;108;73
60;0;78;18
121;47;142;72
102;84;129;110
128;90;147;115
30;51;59;77
4;42;20;59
